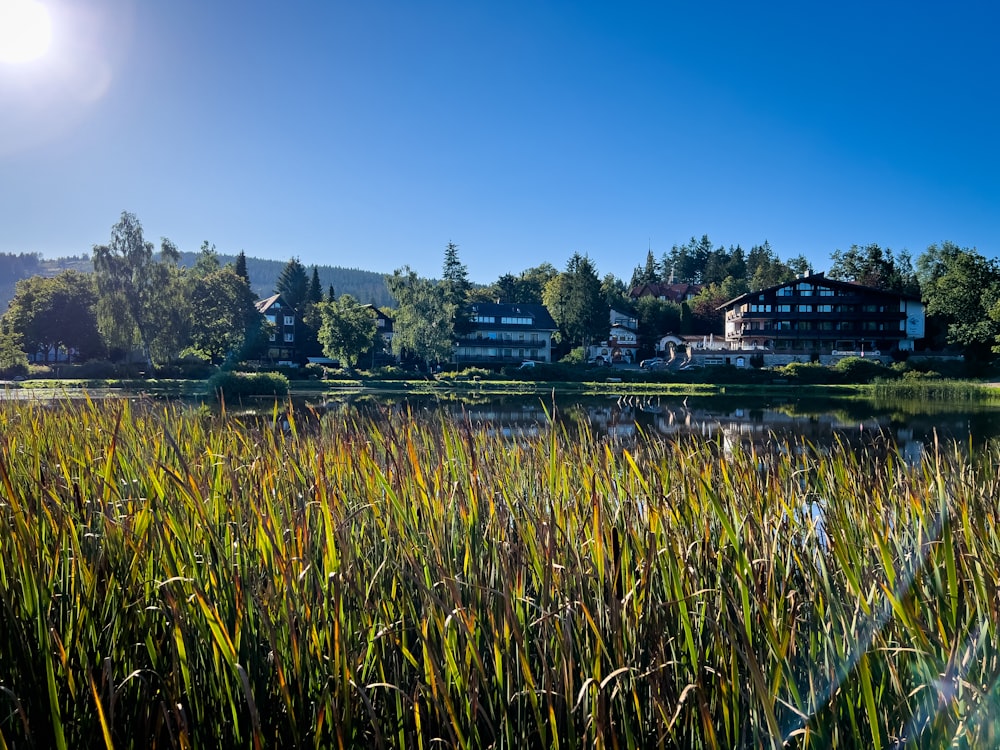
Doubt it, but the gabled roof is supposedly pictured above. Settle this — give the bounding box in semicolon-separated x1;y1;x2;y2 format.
717;272;922;310
465;302;557;331
361;303;393;322
255;293;293;314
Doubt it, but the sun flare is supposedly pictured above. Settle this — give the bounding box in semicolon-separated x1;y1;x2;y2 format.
0;0;52;63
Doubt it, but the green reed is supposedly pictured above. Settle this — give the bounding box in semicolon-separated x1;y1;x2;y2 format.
0;397;999;748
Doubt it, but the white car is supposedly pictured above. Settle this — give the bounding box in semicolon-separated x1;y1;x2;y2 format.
640;357;665;369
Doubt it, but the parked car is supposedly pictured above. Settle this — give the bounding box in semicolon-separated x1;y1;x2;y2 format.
517;360;537;370
587;355;610;366
640;357;665;369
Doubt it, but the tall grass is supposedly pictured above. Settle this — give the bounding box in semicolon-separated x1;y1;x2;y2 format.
0;397;999;747
865;377;999;402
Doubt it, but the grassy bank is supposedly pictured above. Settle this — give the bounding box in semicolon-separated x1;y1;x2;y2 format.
1;398;999;747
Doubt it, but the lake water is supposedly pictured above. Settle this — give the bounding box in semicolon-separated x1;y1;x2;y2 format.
309;391;1000;462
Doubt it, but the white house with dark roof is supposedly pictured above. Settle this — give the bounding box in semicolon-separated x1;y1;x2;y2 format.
453;302;558;366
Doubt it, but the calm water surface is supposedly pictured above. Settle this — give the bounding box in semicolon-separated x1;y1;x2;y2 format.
309;391;1000;461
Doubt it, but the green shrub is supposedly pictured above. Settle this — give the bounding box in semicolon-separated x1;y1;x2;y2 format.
833;356;897;383
901;368;943;381
154;356;215;379
207;370;289;400
457;367;492;380
776;361;829;383
372;365;412;380
0;360;28;379
560;347;587;365
302;363;326;380
72;359;119;379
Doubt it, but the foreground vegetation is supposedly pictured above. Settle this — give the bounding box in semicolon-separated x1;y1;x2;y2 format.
1;399;1000;747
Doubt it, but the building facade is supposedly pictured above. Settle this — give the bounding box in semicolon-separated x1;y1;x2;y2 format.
255;294;298;363
587;307;639;364
719;273;925;360
453;302;557;366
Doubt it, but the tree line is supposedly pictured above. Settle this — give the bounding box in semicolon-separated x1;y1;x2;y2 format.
3;213;1000;375
0;212;390;374
384;236;1000;369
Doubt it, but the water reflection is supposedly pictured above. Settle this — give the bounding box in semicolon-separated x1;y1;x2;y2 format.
311;392;1000;461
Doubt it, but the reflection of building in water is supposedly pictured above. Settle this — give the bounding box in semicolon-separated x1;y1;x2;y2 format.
315;394;986;459
460;405;549;440
622;401;924;459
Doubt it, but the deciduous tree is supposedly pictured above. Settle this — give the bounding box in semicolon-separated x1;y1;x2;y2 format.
386;267;455;369
917;242;1000;361
92;211;185;365
317;294;378;368
2;270;104;361
188;267;263;363
0;320;28;376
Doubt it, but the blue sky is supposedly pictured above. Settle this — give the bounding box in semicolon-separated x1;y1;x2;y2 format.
2;0;998;284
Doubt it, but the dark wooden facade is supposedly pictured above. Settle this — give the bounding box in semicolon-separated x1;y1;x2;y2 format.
719;273;925;356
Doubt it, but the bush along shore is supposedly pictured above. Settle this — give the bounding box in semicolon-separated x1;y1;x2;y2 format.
1;398;1000;747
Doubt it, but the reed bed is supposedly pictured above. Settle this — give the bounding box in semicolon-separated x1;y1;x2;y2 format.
1;397;999;748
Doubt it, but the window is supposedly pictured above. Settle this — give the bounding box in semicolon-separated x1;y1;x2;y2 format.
777;287;793;296
471;314;494;324
796;283;814;295
269;333;276;342
501;316;532;325
817;304;834;313
284;315;294;326
798;304;813;313
266;315;276;325
284;332;294;342
819;288;835;297
776;304;792;313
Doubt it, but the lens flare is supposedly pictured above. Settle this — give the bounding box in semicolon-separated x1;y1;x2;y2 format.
0;0;52;63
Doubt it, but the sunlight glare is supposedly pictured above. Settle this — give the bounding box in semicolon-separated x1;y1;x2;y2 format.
0;0;52;63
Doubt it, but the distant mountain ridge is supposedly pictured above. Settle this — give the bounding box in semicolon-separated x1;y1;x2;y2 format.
0;251;394;312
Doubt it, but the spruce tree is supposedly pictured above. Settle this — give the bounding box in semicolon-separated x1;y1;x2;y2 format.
234;250;249;283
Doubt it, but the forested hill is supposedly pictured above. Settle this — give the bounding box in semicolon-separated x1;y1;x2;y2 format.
0;251;394;312
174;252;394;307
0;252;91;313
